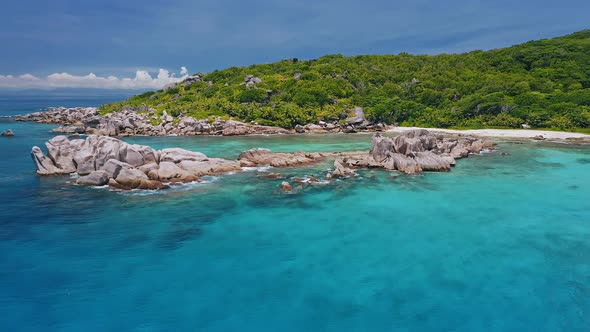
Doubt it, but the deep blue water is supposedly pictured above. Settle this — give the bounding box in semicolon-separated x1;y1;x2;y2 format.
1;97;589;331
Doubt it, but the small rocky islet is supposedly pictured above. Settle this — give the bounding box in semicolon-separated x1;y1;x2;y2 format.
1;129;14;137
31;128;495;192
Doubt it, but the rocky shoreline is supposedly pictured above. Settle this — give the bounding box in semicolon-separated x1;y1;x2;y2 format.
31;129;494;191
16;106;388;137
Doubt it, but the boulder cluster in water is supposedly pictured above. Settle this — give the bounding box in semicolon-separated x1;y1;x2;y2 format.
30;135;352;190
339;129;495;174
1;129;14;137
31;129;495;191
31;135;241;190
17;106;388;136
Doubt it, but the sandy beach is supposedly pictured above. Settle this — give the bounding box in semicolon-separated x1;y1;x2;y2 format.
390;127;590;140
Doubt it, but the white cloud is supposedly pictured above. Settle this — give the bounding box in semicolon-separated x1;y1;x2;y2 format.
0;67;189;90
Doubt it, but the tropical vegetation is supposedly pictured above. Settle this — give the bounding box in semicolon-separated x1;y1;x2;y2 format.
100;30;590;130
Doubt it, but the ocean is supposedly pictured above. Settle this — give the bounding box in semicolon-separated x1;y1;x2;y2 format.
1;96;589;331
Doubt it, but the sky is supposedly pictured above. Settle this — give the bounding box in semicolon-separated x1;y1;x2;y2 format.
1;0;589;91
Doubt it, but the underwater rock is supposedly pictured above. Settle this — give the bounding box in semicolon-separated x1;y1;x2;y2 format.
184;159;240;176
261;173;286;179
280;181;293;192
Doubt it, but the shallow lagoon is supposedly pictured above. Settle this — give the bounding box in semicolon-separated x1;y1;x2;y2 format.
1;99;589;331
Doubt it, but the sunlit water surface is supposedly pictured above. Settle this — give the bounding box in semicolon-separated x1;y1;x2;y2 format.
1;98;589;331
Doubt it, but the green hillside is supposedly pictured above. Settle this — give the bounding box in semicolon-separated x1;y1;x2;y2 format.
100;30;590;130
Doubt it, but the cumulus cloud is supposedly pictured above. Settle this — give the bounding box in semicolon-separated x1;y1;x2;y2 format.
0;67;190;90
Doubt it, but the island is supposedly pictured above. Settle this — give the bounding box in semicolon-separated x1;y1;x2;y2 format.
16;30;590;138
18;30;590;191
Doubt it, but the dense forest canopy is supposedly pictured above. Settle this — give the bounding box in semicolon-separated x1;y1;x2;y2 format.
100;30;590;130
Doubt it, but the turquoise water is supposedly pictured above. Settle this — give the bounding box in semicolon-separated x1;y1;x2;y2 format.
1;98;590;331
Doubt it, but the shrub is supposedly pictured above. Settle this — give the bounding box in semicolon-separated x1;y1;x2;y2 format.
548;115;574;130
237;88;267;103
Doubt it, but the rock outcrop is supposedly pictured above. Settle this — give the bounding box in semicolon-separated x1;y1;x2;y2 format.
332;159;357;178
32;135;240;190
31;130;496;190
242;75;262;86
17;107;290;137
32;146;65;175
1;129;14;137
77;170;110;186
280;181;293;192
338;130;495;174
34;136;342;190
294;121;388;134
181;75;202;87
238;148;324;167
346;107;369;127
292;107;387;134
17;106;389;137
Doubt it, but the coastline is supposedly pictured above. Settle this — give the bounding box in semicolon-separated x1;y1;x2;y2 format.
30;129;494;191
14;106;388;136
389;127;590;140
10;106;590;143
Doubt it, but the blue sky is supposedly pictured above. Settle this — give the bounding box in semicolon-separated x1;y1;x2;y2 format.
1;0;589;90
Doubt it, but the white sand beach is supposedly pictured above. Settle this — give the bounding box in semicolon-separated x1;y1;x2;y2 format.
389;127;590;140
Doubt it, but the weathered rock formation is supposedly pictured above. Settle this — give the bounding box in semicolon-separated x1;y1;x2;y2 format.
31;136;348;190
238;148;325;167
280;181;293;192
1;129;14;137
31;135;240;190
181;75;202;87
335;130;495;174
242;75;262;86
18;106;388;137
294;107;388;134
17;107;290;137
77;170;110;186
346;107;369;127
31;130;495;190
332;159;357;178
